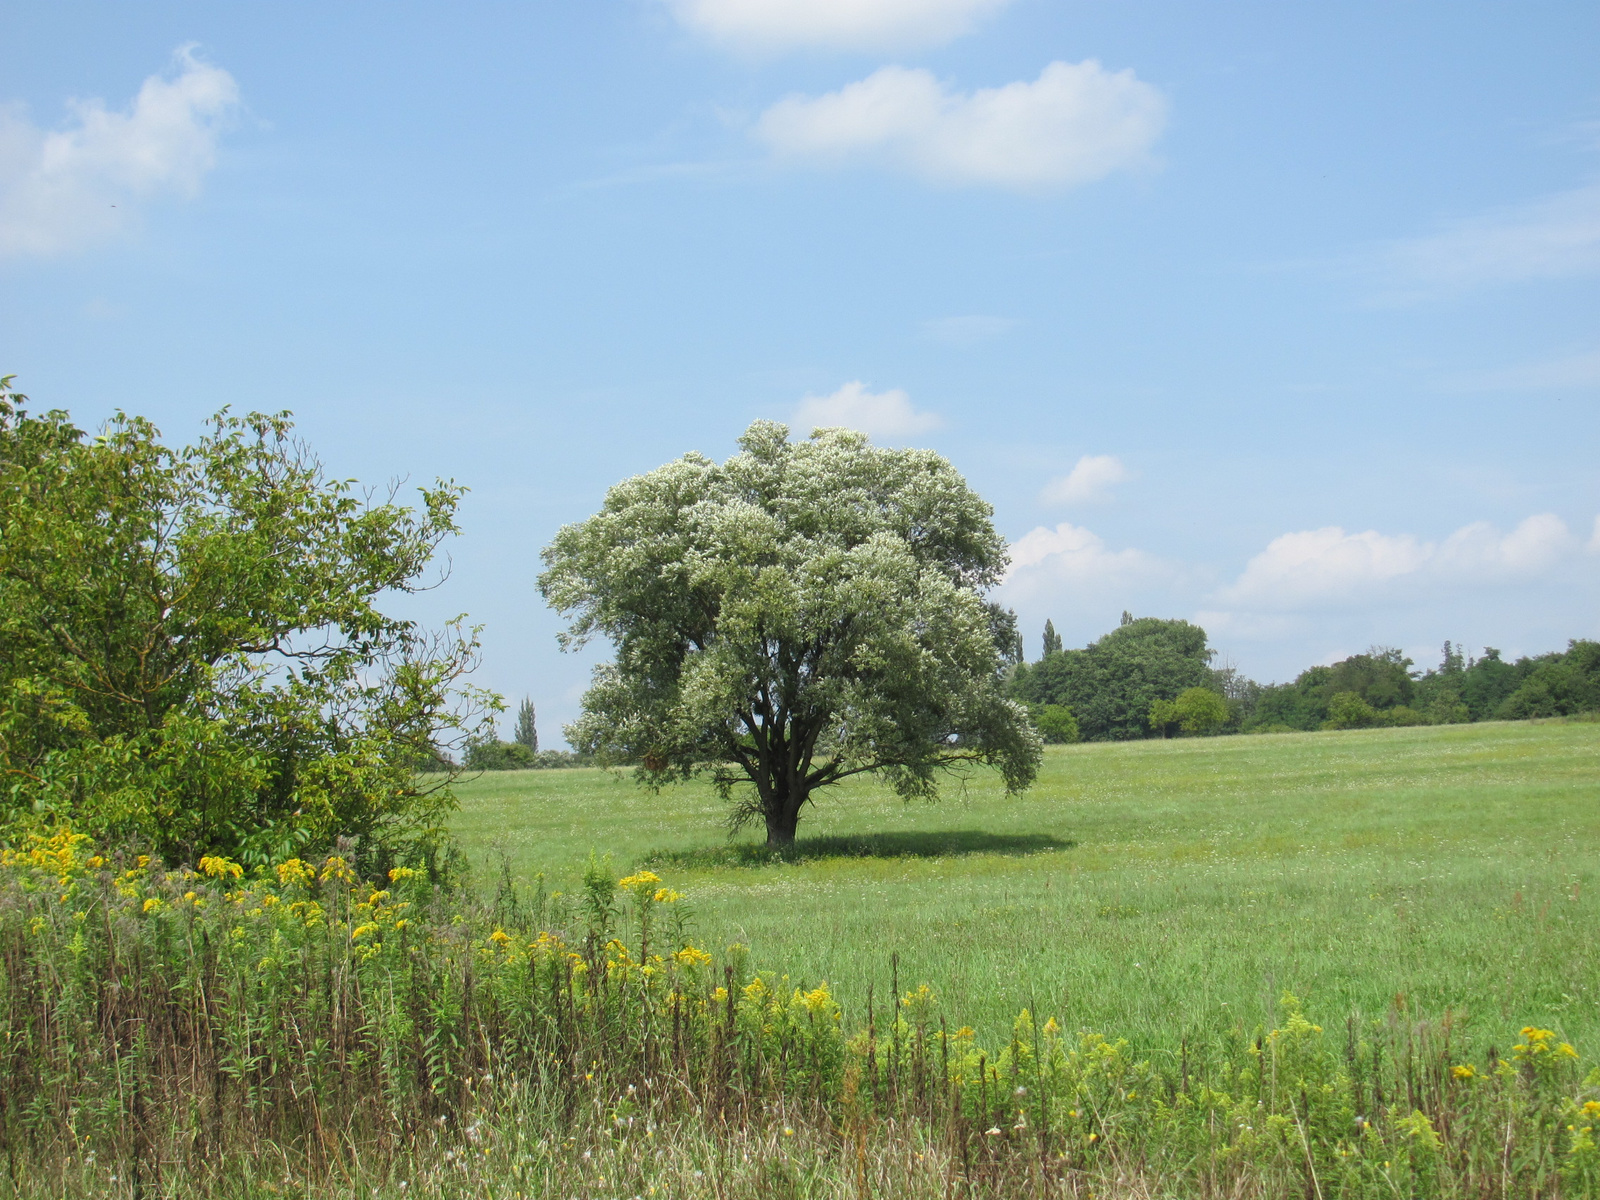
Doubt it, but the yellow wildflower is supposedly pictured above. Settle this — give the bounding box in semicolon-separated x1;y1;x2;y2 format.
673;945;712;968
488;928;513;946
199;855;243;881
352;923;378;939
653;888;683;904
388;866;417;882
1451;1064;1477;1080
276;859;315;887
143;898;162;913
802;983;834;1014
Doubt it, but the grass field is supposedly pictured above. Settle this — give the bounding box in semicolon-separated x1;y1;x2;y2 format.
451;719;1600;1058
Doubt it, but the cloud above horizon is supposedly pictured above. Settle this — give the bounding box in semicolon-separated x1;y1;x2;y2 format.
792;380;943;438
1214;515;1578;612
666;0;1012;51
999;521;1178;609
756;60;1166;190
0;47;239;258
921;314;1015;345
1039;454;1130;505
1378;181;1600;295
1443;347;1600;392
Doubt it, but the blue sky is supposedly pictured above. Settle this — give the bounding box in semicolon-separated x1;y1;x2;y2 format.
3;1;1598;743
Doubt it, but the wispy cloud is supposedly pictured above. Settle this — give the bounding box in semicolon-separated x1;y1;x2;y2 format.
1442;348;1600;392
1378;181;1600;295
665;0;1012;53
792;381;942;438
756;60;1166;190
921;314;1015;345
1039;454;1130;506
0;46;239;258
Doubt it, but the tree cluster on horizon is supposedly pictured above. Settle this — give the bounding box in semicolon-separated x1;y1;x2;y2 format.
1012;616;1600;741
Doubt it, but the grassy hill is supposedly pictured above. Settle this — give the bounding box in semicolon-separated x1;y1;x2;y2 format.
451;718;1600;1056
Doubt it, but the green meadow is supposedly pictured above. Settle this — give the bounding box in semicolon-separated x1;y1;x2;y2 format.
453;718;1600;1056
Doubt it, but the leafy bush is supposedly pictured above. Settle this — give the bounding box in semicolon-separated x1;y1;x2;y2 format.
1323;691;1382;729
0;381;495;874
1150;686;1229;736
1033;703;1080;744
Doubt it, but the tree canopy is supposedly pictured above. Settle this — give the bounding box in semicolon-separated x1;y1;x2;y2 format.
0;380;494;872
538;421;1040;845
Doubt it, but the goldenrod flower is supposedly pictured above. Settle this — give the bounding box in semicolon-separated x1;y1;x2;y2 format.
276;859;315;887
199;855;243;881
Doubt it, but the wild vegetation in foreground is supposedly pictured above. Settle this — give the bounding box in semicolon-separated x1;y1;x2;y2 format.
3;827;1598;1200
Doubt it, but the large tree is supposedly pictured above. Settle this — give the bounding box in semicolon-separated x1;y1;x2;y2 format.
0;379;495;871
538;421;1040;846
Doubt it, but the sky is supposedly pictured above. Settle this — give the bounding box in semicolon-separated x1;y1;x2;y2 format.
3;0;1598;744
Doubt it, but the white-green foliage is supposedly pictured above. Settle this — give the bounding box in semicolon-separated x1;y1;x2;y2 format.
539;421;1040;842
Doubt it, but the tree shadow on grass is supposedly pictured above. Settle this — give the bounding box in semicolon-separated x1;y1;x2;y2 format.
643;829;1073;870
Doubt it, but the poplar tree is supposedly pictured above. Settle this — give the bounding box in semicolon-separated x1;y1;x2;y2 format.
1042;619;1063;659
513;697;539;753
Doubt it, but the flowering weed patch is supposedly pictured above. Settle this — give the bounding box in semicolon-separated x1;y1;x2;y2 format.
2;828;1597;1198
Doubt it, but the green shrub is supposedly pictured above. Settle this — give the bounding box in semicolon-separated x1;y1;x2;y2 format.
0;381;495;874
1323;691;1382;730
1033;703;1080;743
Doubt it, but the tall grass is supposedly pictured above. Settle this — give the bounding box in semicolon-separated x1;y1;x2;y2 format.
3;829;1597;1198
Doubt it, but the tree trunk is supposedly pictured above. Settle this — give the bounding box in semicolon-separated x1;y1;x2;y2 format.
764;789;805;847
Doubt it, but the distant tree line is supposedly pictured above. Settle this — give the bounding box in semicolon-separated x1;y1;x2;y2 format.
460;697;597;770
1011;613;1600;741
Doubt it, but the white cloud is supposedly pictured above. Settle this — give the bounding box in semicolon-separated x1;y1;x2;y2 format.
1001;522;1175;596
1216;515;1578;611
666;0;1011;52
1039;454;1130;505
0;47;238;258
1382;181;1600;293
756;60;1166;190
1589;514;1600;554
1445;348;1600;391
792;380;942;438
921;314;1015;345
